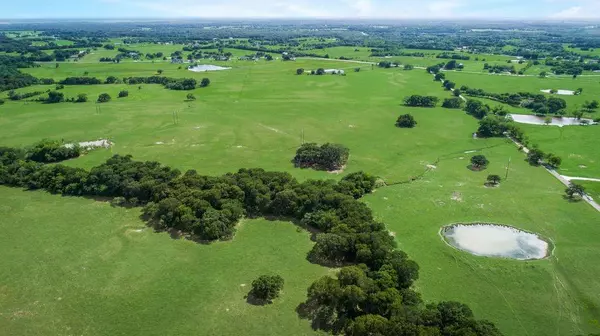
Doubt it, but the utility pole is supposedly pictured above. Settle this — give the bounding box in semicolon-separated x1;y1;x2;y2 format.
301;128;305;144
505;157;511;181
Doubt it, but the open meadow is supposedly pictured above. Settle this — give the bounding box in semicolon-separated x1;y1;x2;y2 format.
2;50;600;336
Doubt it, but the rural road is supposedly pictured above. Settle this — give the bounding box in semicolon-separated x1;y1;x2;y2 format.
561;176;600;182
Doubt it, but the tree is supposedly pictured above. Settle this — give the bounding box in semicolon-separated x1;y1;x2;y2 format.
527;148;545;166
249;275;284;302
444;60;458;70
565;182;586;200
186;93;196;101
453;88;462;97
404;95;439;107
443;80;456;90
264;54;273;61
396;114;417;128
442;97;463;109
583;100;599;111
403;64;414;70
97;93;111;103
200;78;210;87
118;90;129;98
296;68;304;75
470;155;489;170
539;71;547;78
546;153;562;168
465;99;490;119
486;175;501;186
316;68;325;75
46;91;64;104
0;99;4;105
75;93;88;103
434;73;446;81
157;69;163;75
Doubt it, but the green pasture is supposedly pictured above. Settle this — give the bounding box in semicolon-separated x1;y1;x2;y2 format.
447;71;600;107
579;181;600;200
564;45;600;57
0;186;329;336
1;55;600;336
520;124;600;178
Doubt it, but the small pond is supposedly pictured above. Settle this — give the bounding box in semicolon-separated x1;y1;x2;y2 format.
540;89;574;95
441;224;549;260
188;64;231;72
509;114;594;126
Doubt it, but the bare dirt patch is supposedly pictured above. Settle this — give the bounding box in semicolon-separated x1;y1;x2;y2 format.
451;192;462;202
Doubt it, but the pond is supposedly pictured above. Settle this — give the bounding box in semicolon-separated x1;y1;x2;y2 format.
509;114;594;126
441;224;549;260
188;64;231;72
540;89;575;95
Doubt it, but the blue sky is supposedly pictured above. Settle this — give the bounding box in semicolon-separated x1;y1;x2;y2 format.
3;0;600;19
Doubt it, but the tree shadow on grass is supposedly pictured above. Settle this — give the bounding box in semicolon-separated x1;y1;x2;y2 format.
244;293;271;306
296;301;344;333
562;195;583;203
139;215;216;245
466;164;486;172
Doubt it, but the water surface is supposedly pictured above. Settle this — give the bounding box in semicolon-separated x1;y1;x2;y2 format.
441;224;549;260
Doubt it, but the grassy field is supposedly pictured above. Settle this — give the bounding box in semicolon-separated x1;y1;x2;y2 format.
0;187;329;336
579;181;600;200
1;55;600;336
447;71;600;108
521;124;600;178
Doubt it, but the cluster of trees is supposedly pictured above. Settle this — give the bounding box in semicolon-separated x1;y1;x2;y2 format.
7;89;43;101
545;59;600;76
59;77;103;85
370;50;425;57
483;64;516;74
436;53;470;60
396;114;417;128
476;115;525;142
0;139;82;164
301;265;501;335
404;95;439;107
293;143;350;171
248;275;284;303
460;86;568;115
0;144;499;335
123;76;208;90
525;147;562;168
443;60;464;70
0;55;39;91
442;97;464;109
378;61;399;69
97;93;111;103
99;57;119;63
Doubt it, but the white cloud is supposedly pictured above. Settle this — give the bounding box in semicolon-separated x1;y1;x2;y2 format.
343;0;373;16
550;6;582;18
427;0;464;14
